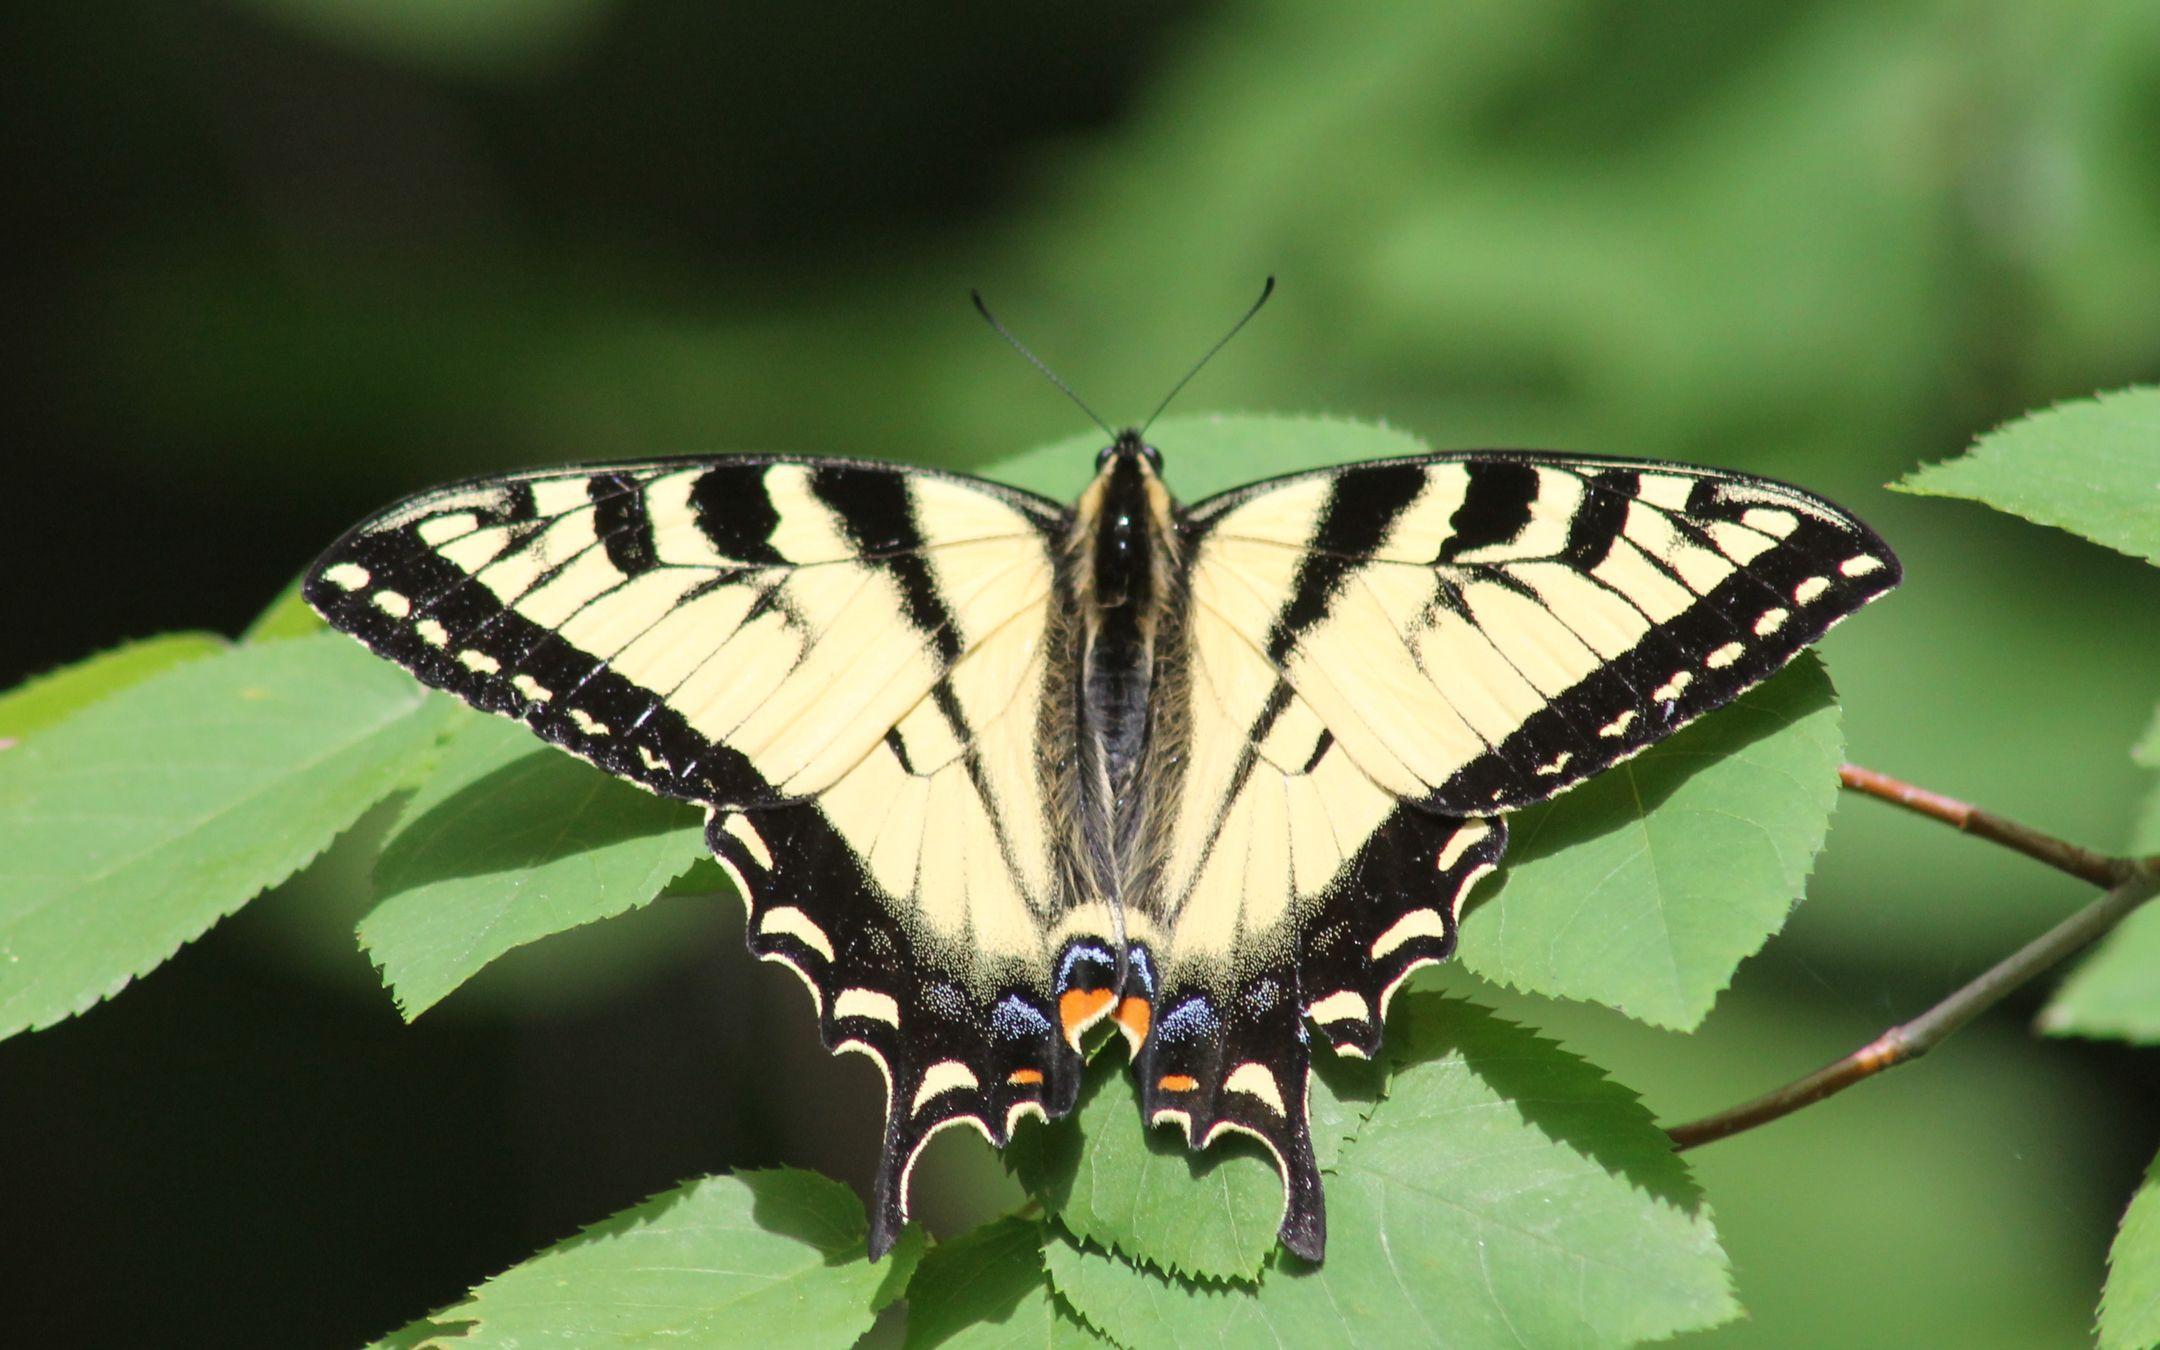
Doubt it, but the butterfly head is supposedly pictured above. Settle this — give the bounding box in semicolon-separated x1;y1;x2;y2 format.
1097;428;1165;473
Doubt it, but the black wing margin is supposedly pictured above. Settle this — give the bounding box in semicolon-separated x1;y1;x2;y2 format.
1184;453;1899;816
305;456;1066;809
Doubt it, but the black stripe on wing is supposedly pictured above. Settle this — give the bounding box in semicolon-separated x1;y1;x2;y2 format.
304;457;1061;809
1187;453;1899;816
1427;467;1898;813
1125;809;1506;1264
709;803;1107;1259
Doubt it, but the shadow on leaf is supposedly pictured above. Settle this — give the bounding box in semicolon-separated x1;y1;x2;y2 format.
1383;993;1705;1213
378;744;699;888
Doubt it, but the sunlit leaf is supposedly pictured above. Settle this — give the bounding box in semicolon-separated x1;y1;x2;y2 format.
1007;1043;1380;1284
359;712;705;1018
0;632;229;746
903;1217;1102;1348
2102;1150;2160;1350
2038;897;2160;1045
1462;654;1844;1029
425;1170;914;1347
1896;386;2160;567
0;635;456;1039
1043;996;1731;1348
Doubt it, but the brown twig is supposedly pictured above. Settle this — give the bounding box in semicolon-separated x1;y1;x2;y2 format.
1665;762;2160;1152
1836;763;2135;887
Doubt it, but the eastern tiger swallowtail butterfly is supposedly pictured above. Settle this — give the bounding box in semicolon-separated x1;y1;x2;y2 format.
305;425;1898;1263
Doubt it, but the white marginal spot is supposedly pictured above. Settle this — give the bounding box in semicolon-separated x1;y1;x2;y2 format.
637;746;670;773
912;1060;980;1115
1372;908;1448;961
414;618;450;648
458;649;501;675
1436;821;1491;871
1598;710;1636;739
1331;1042;1371;1060
568;708;610;736
1149;1108;1195;1143
758;905;835;962
1794;575;1832;605
371;590;411;619
1754;607;1790;636
715;856;752;903
322;562;369;591
722;812;775;870
1741;507;1799;538
1652;670;1693;702
1005;1101;1048;1139
1225;1063;1286;1116
512;673;552;703
1706;641;1746;670
835;988;901;1027
1535;751;1571;777
1840;554;1885;577
417;512;480;546
1306;990;1368;1025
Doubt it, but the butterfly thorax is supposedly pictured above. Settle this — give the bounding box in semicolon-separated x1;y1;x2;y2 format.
1063;435;1183;912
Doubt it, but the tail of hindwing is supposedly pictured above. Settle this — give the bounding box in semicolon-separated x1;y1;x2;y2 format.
1119;809;1507;1263
707;806;1087;1258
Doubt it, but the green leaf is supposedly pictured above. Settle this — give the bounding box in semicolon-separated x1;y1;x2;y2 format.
1896;386;2160;567
2041;737;2160;1044
428;1169;912;1347
358;712;706;1018
1461;653;1843;1029
1007;1043;1381;1283
242;576;326;644
2038;901;2160;1043
904;1217;1103;1348
0;633;229;745
362;1313;469;1349
2103;1150;2160;1350
0;635;455;1039
1045;997;1733;1349
2136;705;2160;771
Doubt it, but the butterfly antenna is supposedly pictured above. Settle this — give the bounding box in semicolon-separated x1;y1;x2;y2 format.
1140;275;1275;435
971;290;1115;440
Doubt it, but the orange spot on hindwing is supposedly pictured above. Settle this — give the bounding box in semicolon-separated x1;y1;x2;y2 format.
1112;996;1151;1050
1057;987;1115;1046
1156;1074;1199;1093
1006;1067;1044;1086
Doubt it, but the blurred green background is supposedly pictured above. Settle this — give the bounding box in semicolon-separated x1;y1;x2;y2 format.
7;2;2160;1345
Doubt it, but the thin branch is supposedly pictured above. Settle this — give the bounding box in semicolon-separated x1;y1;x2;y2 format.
1838;763;2135;887
1668;864;2160;1151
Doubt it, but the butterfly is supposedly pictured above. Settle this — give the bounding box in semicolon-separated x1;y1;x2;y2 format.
305;414;1897;1265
